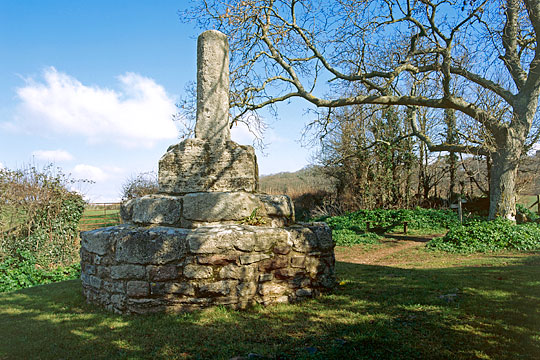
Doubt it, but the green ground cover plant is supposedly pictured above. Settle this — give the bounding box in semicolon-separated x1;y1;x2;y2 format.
325;207;540;252
332;229;382;246
323;208;459;245
0;250;80;293
324;208;459;233
428;219;540;253
1;245;538;359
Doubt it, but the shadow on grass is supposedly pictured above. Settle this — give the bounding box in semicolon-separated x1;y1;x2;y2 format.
383;233;434;242
1;255;539;360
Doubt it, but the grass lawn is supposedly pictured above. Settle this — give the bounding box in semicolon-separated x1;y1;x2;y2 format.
1;238;539;360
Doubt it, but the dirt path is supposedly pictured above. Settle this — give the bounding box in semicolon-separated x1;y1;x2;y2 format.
335;234;435;266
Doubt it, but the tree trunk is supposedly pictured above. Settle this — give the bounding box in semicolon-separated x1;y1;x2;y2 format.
445;109;458;202
449;152;457;200
488;129;524;220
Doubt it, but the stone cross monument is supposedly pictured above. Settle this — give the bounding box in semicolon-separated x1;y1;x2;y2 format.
157;32;257;195
79;30;335;314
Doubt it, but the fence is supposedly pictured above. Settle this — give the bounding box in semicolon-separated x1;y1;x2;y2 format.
529;195;540;215
79;203;122;231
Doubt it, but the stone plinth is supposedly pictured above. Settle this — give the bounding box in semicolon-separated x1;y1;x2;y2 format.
121;192;294;228
81;223;335;314
158;139;258;194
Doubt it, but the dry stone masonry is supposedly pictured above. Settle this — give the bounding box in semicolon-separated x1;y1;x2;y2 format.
80;30;335;314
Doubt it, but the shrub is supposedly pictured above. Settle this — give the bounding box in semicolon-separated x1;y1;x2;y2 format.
427;219;540;253
0;165;86;267
120;171;159;200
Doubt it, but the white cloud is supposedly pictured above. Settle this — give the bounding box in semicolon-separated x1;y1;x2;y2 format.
231;121;259;145
72;164;109;182
14;67;178;147
32;149;74;162
526;142;540;156
102;165;125;175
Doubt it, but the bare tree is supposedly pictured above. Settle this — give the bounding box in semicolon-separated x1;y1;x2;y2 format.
185;0;540;219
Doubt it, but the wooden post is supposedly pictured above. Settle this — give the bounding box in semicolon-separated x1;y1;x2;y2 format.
403;221;408;234
458;199;463;224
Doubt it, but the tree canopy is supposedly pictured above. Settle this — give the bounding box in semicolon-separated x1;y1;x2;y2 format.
185;0;540;219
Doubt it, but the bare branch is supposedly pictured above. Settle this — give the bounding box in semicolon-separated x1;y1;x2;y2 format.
410;108;489;156
501;0;528;89
450;66;516;105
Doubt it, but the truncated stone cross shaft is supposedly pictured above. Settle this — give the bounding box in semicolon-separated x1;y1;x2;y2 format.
158;30;258;194
195;30;231;145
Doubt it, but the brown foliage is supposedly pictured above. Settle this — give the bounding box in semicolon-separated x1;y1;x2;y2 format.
120;171;159;201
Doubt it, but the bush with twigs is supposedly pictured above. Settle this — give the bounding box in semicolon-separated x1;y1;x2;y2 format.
0;165;86;274
120;171;159;201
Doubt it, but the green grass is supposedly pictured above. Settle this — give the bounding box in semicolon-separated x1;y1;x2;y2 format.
81;209;120;222
518;195;539;210
1;246;539;359
79;207;121;231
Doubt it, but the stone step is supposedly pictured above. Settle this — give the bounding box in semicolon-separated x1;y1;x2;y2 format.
120;191;295;228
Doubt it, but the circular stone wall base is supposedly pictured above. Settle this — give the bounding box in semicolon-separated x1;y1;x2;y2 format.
80;223;335;314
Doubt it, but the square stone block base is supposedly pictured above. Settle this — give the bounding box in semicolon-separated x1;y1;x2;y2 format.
158;139;258;194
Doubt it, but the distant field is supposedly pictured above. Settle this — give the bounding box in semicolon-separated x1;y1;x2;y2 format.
1;203;122;233
519;194;540;212
79;203;121;231
0;206;27;233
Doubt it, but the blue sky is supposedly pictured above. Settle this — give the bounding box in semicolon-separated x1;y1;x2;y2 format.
0;1;312;202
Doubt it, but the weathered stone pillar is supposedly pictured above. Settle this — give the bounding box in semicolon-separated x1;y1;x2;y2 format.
195;30;230;145
159;30;258;194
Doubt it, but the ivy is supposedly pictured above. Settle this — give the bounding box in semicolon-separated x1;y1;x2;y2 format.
427;219;540;253
322;207;460;234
